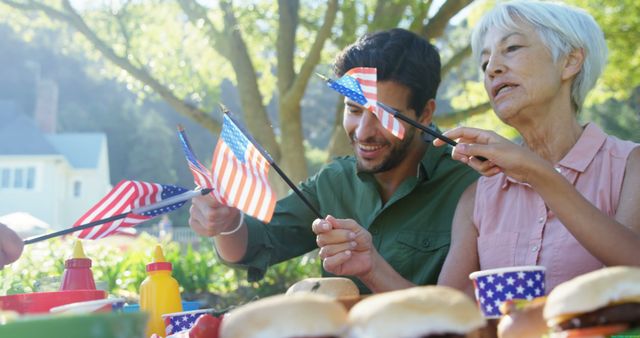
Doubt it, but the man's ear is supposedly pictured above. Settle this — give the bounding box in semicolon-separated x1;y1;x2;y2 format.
561;48;584;81
418;99;436;126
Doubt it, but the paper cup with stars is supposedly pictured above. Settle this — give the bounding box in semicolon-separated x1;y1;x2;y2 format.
162;308;216;336
468;266;546;318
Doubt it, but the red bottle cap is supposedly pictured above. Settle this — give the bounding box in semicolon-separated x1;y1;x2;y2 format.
146;245;172;272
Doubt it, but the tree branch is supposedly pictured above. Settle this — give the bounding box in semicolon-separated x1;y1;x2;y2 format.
113;2;133;57
441;44;472;76
2;0;219;133
370;0;410;32
422;0;473;40
285;0;338;104
435;101;492;126
217;0;280;159
177;0;227;56
277;0;299;95
409;0;433;34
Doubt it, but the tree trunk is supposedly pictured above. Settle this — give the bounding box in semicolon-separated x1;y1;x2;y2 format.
327;97;352;159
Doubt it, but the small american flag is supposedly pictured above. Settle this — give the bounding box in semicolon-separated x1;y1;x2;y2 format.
328;67;405;139
177;126;213;189
74;180;189;239
211;114;276;223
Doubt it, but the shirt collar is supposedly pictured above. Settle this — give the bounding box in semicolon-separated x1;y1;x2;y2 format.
556;122;606;172
418;141;449;181
501;122;607;188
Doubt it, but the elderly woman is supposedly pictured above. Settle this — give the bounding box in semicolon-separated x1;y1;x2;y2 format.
436;1;640;294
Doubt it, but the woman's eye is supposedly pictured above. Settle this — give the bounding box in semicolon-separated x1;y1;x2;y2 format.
506;45;521;52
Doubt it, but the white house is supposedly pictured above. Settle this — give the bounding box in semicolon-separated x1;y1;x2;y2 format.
0;95;111;230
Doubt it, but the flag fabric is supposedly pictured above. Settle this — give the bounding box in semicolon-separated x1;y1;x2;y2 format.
327;67;405;139
75;180;189;240
211;114;276;223
163;309;215;336
177;127;213;189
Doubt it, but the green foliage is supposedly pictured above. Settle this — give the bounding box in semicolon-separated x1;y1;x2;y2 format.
305;141;329;175
580;99;640;142
568;0;640;102
0;235;320;310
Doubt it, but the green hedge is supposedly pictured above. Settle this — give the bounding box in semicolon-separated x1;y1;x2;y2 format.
0;234;320;310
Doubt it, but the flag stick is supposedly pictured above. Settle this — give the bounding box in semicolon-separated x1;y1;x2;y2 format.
375;101;458;146
23;188;212;245
220;105;323;219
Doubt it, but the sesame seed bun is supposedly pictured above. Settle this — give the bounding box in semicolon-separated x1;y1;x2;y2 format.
286;277;360;299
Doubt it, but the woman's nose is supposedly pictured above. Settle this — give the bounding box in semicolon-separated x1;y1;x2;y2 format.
485;54;505;78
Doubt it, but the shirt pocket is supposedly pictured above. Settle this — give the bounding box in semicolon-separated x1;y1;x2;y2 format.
396;231;450;253
391;231;451;284
477;232;519;270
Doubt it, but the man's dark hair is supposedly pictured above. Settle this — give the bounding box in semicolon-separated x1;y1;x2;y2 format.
333;28;441;117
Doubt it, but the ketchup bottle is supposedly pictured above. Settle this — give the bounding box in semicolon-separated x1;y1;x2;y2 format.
60;240;96;291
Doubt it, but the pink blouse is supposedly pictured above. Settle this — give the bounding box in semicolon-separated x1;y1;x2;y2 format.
473;123;638;292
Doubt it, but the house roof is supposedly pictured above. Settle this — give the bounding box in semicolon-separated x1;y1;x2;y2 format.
46;133;106;168
0;101;106;169
0;101;59;156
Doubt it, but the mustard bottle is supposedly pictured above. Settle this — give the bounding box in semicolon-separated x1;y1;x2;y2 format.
140;244;183;337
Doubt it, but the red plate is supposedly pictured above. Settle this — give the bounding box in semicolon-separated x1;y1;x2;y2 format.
0;290;107;314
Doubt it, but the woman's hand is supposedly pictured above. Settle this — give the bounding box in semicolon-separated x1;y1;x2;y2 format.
0;223;23;268
434;127;548;183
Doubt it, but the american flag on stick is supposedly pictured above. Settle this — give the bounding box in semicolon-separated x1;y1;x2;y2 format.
177;125;213;190
325;67;405;139
211;114;276;223
74;180;189;240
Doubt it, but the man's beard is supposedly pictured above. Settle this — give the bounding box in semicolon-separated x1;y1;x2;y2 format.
354;127;416;173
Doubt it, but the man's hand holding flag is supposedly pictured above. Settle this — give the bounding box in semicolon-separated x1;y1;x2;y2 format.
177;116;277;223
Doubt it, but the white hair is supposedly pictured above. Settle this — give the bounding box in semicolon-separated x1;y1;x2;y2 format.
471;1;608;112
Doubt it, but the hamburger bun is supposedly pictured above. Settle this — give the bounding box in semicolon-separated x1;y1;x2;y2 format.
286;277;360;299
543;266;640;336
347;286;485;338
220;293;348;338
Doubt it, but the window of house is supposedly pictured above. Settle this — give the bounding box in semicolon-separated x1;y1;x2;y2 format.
26;167;36;189
0;167;37;190
14;168;24;188
0;168;9;188
73;180;82;197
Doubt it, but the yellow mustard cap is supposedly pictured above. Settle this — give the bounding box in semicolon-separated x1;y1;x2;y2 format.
152;244;166;262
72;239;88;259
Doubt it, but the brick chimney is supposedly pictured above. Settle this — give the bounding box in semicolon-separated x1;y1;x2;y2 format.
34;78;58;133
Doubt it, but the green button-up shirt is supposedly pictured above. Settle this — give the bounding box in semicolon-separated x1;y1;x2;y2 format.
232;143;478;294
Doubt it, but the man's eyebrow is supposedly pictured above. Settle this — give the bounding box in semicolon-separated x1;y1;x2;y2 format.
345;101;361;108
480;32;525;57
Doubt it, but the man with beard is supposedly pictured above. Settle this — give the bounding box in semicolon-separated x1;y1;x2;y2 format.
188;28;478;294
